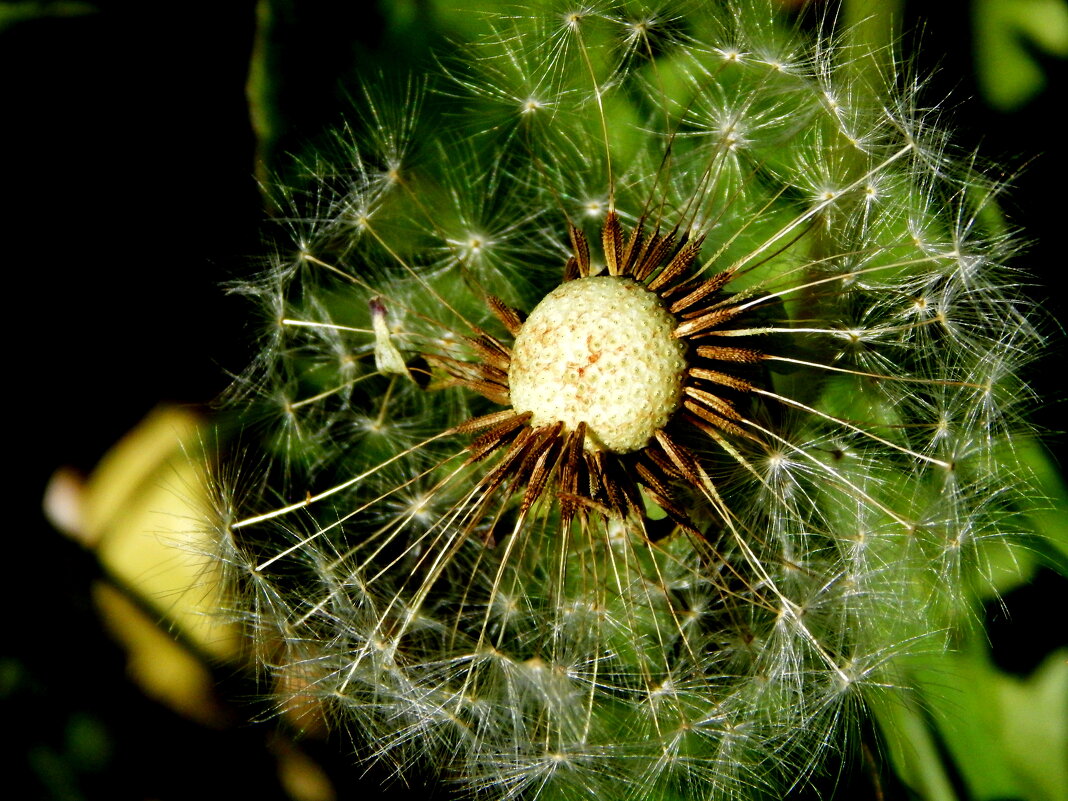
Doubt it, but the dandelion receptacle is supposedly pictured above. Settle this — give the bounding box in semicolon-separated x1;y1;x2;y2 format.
213;3;1040;798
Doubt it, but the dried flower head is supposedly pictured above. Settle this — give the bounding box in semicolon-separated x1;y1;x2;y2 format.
214;3;1039;799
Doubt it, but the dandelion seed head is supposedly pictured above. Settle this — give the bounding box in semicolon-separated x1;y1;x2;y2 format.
215;2;1043;798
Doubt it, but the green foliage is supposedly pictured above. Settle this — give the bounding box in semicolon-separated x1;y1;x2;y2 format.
974;0;1068;110
0;1;94;32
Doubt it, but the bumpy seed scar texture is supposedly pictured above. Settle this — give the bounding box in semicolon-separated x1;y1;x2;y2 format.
429;211;762;533
509;276;686;454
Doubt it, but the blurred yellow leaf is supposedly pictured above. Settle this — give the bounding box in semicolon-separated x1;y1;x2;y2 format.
47;406;242;724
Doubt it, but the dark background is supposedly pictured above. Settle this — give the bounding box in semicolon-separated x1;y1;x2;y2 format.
3;1;1064;799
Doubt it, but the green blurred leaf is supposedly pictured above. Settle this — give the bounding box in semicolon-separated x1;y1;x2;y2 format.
997;650;1068;801
975;0;1068;110
925;646;1068;801
0;1;94;31
876;433;1068;800
874;690;961;801
1019;438;1068;567
880;638;1068;801
923;645;1030;800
